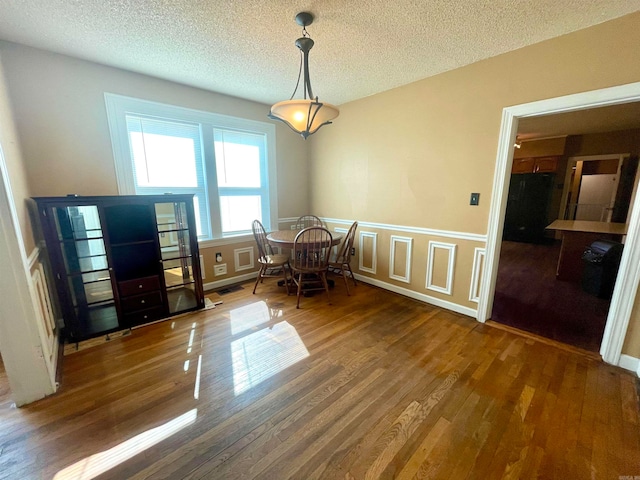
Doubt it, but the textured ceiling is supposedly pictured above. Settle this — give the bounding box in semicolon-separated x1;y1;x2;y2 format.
0;1;639;106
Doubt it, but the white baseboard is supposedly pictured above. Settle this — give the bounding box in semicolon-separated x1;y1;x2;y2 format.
354;274;477;318
618;354;640;376
203;271;258;292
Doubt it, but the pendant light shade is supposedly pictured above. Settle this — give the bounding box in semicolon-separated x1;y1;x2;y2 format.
269;99;339;139
268;12;339;139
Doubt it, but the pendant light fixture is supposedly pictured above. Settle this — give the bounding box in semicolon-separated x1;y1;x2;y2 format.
268;12;339;139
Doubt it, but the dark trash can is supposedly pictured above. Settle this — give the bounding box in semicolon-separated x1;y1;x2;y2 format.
581;240;624;299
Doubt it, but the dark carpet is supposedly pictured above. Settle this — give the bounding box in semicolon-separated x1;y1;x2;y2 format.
491;240;611;352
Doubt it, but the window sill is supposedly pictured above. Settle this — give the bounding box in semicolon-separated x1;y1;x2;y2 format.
198;234;254;249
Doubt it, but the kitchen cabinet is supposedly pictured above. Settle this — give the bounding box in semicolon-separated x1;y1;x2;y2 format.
30;194;204;342
512;156;558;174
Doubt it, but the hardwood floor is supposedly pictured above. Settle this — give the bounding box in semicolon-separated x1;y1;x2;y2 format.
1;280;639;479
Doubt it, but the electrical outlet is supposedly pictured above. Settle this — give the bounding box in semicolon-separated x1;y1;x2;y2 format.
290;225;297;230
214;264;227;276
350;247;356;256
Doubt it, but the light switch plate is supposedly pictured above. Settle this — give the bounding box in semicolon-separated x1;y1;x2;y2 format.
470;193;480;206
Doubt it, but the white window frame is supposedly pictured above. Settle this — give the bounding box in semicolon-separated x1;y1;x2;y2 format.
104;93;278;247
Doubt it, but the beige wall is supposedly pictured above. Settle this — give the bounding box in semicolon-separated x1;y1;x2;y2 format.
309;13;640;356
0;41;309;222
0;51;34;252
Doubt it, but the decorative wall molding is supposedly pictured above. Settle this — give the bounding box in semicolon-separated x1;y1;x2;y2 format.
426;241;457;296
30;264;58;383
469;248;486;303
203;271;258;292
355;274;477;318
278;217;299;224
389;235;413;284
234;247;255;272
358;231;378;274
27;247;40;270
618;354;640;377
319;217;486;242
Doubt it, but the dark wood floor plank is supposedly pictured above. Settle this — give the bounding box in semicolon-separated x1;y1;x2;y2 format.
0;280;638;480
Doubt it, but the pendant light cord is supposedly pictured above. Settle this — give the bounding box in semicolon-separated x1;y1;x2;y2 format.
288;50;304;101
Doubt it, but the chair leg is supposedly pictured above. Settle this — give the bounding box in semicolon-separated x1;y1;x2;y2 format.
252;265;264;294
341;266;350;295
282;263;290;295
346;263;357;286
295;272;303;308
321;272;331;304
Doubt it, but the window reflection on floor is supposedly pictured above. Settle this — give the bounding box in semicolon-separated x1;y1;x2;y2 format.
229;301;273;335
230;302;308;396
53;409;197;480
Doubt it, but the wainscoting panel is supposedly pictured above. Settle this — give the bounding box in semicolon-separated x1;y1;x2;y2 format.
426;241;457;295
234;247;255;272
389;235;413;284
358;232;378;274
30;262;58;380
469;248;486;303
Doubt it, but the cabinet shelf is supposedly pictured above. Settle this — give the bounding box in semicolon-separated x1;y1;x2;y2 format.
65;267;111;277
157;227;189;234
161;254;192;262
110;239;157;247
85;298;116;308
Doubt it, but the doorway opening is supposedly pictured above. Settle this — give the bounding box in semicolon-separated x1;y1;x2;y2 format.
478;82;640;366
492;139;638;351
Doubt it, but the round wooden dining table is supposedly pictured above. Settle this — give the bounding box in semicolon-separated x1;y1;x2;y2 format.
267;229;343;291
266;229;343;249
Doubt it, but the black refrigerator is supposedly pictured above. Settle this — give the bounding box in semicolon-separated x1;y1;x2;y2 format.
503;173;555;243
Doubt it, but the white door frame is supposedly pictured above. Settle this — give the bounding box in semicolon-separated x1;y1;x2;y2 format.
0;140;56;405
477;81;640;366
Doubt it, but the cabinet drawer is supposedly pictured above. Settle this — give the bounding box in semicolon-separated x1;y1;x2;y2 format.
120;291;163;313
123;306;165;327
118;276;160;297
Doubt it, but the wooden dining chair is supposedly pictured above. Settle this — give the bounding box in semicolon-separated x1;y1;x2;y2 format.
294;214;324;230
291;226;333;308
329;221;358;295
251;220;291;295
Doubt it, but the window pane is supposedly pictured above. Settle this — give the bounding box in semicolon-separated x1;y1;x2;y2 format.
214;130;262;188
220;196;262;233
127;116;200;188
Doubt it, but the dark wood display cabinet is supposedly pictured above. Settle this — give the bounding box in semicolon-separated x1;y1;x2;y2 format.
30;194;204;342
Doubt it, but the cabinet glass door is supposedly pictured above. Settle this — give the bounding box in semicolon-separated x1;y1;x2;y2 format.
53;205;118;336
155;202;198;313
